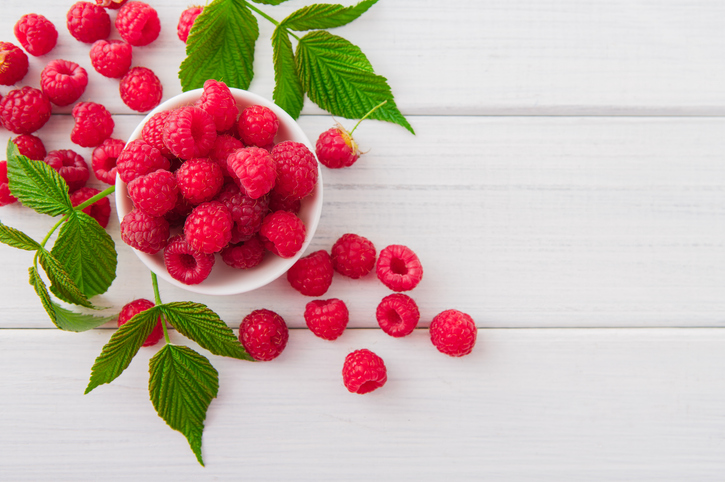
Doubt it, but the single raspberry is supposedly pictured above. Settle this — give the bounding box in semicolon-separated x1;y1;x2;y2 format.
96;0;129;10
376;293;420;338
376;244;424;292
70;186;111;228
66;2;111;44
163;235;215;285
330;233;376;279
115;1;161;47
184;201;232;254
120;66;163;112
342;349;387;394
120;208;169;254
238;105;279;147
221;235;265;270
116;139;169;183
127;169;178;217
89;39;132;78
141;110;173;158
429;309;477;357
177;6;203;43
271;141;318;201
164;194;193;227
12;134;46;160
163;106;216;160
195;79;238;132
40;59;88;107
117;298;164;347
316;125;361;169
0;42;29;85
176;158;224;205
304;298;348;341
286;250;333;297
260;211;305;258
214;182;268;238
209;134;243;177
91;138;124;184
0;161;18;206
44;149;89;192
268;189;301;214
14;14;58;57
0;86;51;134
71;102;114;148
227;146;276;199
239;309;288;361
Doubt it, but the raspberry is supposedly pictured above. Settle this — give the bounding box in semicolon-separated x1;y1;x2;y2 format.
115;1;161;47
120;66;163;112
331;233;376;279
268;189;301;214
40;59;88;107
227;147;276;199
71;102;114;148
91;138;124;184
214;182;268;238
164;194;193;227
429;309;477;357
221;235;265;270
196;79;238;132
14;14;58;57
238;105;279;147
0;161;18;206
89;39;132;78
304;298;348;341
116;139;169;183
228;222;253;245
209;134;243;177
0;86;51;135
260;211;305;258
66;2;111;44
163;106;216;160
239;309;288;361
163;235;215;285
270;141;318;201
141;110;173;158
44;149;89;192
376;293;420;338
376;244;424;292
286;250;333;297
120;208;169;254
128;169;178;217
12;134;46;160
70;187;111;228
316;125;360;169
342;349;387;394
117;299;164;347
177;6;203;43
176;158;224;205
184;201;232;254
0;42;29;85
96;0;129;10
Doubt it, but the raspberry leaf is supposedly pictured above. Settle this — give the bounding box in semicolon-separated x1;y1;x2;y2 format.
37;247;95;309
271;27;304;118
281;0;378;31
250;0;290;4
28;266;56;324
0;222;40;251
148;344;219;466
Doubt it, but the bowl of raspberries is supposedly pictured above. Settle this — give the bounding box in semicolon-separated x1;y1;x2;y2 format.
116;80;322;295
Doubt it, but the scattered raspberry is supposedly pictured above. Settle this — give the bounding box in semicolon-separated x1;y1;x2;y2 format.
177;6;203;43
286;250;333;297
91;138;124;185
128;169;178;217
316;125;361;169
163;235;215;285
214;182;268;239
304;298;348;341
342;349;387;394
120;208;169;254
0;42;29;85
184;201;232;254
237;105;279;147
227;146;276;199
0;86;51;134
141;110;173;158
163;106;216;160
271;141;318;201
71;102;114;148
12;134;46;160
40;59;88;107
220;235;265;270
239;309;288;361
120;66;163;112
376;293;420;338
376;244;424;292
96;0;129;10
331;233;376;279
117;298;163;347
0;161;18;206
66;1;111;44
429;309;477;357
70;186;111;228
116;139;169;183
115;1;161;47
14;14;58;57
44;149;89;192
176;158;224;205
89;39;132;78
268;189;301;214
209;134;243;177
260;210;305;258
196;79;238;132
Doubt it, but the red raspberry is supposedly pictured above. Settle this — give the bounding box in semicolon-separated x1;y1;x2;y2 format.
12;134;46;160
376;244;424;292
66;2;111;44
115;1;161;47
40;60;88;107
304;298;348;341
316;125;360;169
342;349;387;394
271;141;318;201
96;0;129;10
238;105;278;147
227;146;276;199
177;6;203;43
89;39;132;78
163;106;216;160
71;102;114;148
286;250;333;297
196;79;238;132
128;169;178;217
70;186;111;228
228;223;253;245
163;235;215;285
14;14;58;57
164;194;193;227
141;110;173;158
268;189;301;214
120;66;163;112
44;149;89;192
260;211;305;258
331;233;376;279
116;139;169;183
184;201;232;254
91;138;124;184
429;309;477;357
117;298;164;347
120;208;169;254
220;235;265;270
214;182;268;238
376;293;420;338
209;134;243;177
0;42;29;85
0;86;51;134
0;161;18;206
176;158;224;205
239;309;288;361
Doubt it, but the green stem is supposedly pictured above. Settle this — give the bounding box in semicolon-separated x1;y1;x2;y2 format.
74;185;115;212
350;100;388;135
40;216;68;249
245;2;300;40
151;272;170;343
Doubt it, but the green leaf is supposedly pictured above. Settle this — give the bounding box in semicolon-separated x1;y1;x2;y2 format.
29;266;56;323
37;248;94;309
296;30;414;134
179;0;259;92
0;222;40;251
160;302;254;361
6;139;73;217
271;27;304;118
281;0;378;31
250;0;290;5
149;345;219;466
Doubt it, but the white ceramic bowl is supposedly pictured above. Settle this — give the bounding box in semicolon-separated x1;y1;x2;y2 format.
115;88;323;296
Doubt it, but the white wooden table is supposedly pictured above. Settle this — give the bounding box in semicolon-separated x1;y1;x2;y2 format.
2;1;725;480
